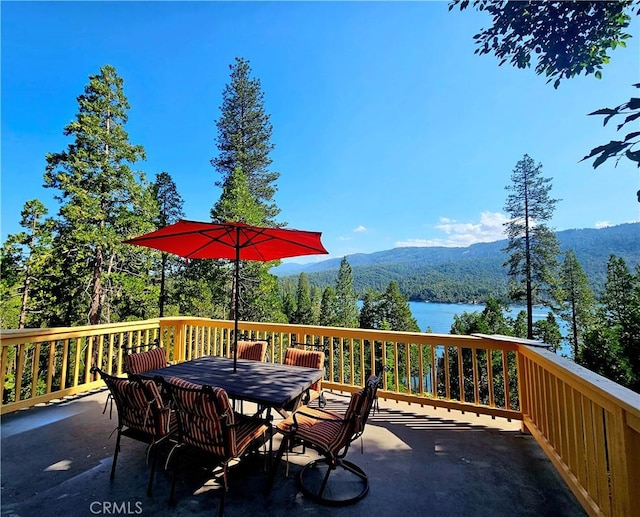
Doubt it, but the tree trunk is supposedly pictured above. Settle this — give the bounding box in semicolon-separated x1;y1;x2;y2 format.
18;265;31;329
159;253;167;317
88;246;103;325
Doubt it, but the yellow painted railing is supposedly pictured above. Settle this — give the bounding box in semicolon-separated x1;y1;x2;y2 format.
1;317;638;516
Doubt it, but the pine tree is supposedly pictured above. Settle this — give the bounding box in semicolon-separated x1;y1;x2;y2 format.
533;312;562;351
1;200;53;328
580;256;640;391
334;257;359;328
380;281;420;332
293;273;314;324
210;58;284;325
319;286;339;327
359;289;381;329
43;65;155;325
556;250;596;359
211;57;280;224
503;154;560;338
211;166;283;324
151;172;184;317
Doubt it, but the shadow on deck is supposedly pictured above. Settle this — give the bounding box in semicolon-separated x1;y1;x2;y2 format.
1;389;585;516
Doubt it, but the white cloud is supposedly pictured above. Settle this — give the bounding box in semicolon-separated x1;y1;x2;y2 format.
353;225;367;233
395;211;509;248
595;221;611;229
337;235;351;241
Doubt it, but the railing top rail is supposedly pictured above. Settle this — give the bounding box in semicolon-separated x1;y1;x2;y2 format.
521;344;640;418
0;319;161;346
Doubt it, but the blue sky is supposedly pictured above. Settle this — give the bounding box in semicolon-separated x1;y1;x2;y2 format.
2;1;639;263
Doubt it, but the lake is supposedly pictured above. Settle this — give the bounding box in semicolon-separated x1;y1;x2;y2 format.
408;301;571;356
408;301;550;334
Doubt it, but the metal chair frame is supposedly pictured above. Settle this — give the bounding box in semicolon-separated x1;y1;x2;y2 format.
269;369;384;506
163;378;271;517
91;366;176;497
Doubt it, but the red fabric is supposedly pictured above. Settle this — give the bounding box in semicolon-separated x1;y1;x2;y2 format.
125;348;167;374
237;341;268;362
283;348;324;392
124;220;328;262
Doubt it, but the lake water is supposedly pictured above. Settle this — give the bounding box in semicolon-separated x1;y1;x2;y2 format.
408;301;550;334
409;301;571;356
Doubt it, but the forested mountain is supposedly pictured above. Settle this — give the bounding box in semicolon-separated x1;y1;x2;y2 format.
274;223;639;303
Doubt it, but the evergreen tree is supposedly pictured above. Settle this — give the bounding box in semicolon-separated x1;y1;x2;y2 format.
334;257;359;328
533;312;562;351
556;250;596;359
211;166;284;324
43;65;156;325
210;58;284;325
580;256;640;391
293;273;314;324
380;281;420;332
359;289;381;329
503;154;560;338
1;200;53;328
151;172;184;317
319;286;339;327
211;57;280;224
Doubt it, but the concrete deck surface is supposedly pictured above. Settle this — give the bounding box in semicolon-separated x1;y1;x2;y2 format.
1;389;585;517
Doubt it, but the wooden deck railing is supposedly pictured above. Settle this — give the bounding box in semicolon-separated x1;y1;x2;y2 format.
1;317;638;516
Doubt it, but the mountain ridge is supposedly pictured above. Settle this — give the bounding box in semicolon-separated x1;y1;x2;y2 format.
273;223;639;302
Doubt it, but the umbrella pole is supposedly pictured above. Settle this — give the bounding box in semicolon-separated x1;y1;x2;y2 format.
233;231;240;373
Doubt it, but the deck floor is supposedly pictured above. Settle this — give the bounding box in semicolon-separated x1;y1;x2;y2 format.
1;389;586;516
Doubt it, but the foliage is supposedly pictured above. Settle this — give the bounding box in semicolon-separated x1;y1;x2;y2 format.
359;281;420;332
291;273;314;324
450;297;513;335
503;154;560;338
1;200;54;328
579;256;640;391
287;223;639;305
319;286;339;327
451;1;640;183
210;59;285;325
151;171;184;316
450;1;638;88
334;257;359;328
555;250;596;358
210;57;280;224
532;312;562;351
43;64;156;326
581;84;640;176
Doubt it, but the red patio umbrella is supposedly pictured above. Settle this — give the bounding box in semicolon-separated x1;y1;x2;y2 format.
124;219;328;371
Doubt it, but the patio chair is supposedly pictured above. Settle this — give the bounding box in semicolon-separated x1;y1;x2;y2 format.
283;347;325;409
163;377;271;516
124;346;169;375
91;366;176;497
236;340;268;362
268;369;384;506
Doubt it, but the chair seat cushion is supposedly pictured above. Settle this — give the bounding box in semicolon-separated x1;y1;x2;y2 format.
234;414;269;454
277;406;344;452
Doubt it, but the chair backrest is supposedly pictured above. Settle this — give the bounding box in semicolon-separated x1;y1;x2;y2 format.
236;340;268;362
93;367;171;437
125;347;168;375
331;370;383;454
164;377;238;457
283;348;324;391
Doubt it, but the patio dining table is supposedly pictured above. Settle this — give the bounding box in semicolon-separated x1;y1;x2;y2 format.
142;355;324;416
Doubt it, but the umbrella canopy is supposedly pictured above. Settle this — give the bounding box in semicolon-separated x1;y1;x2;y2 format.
124;219;329;371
